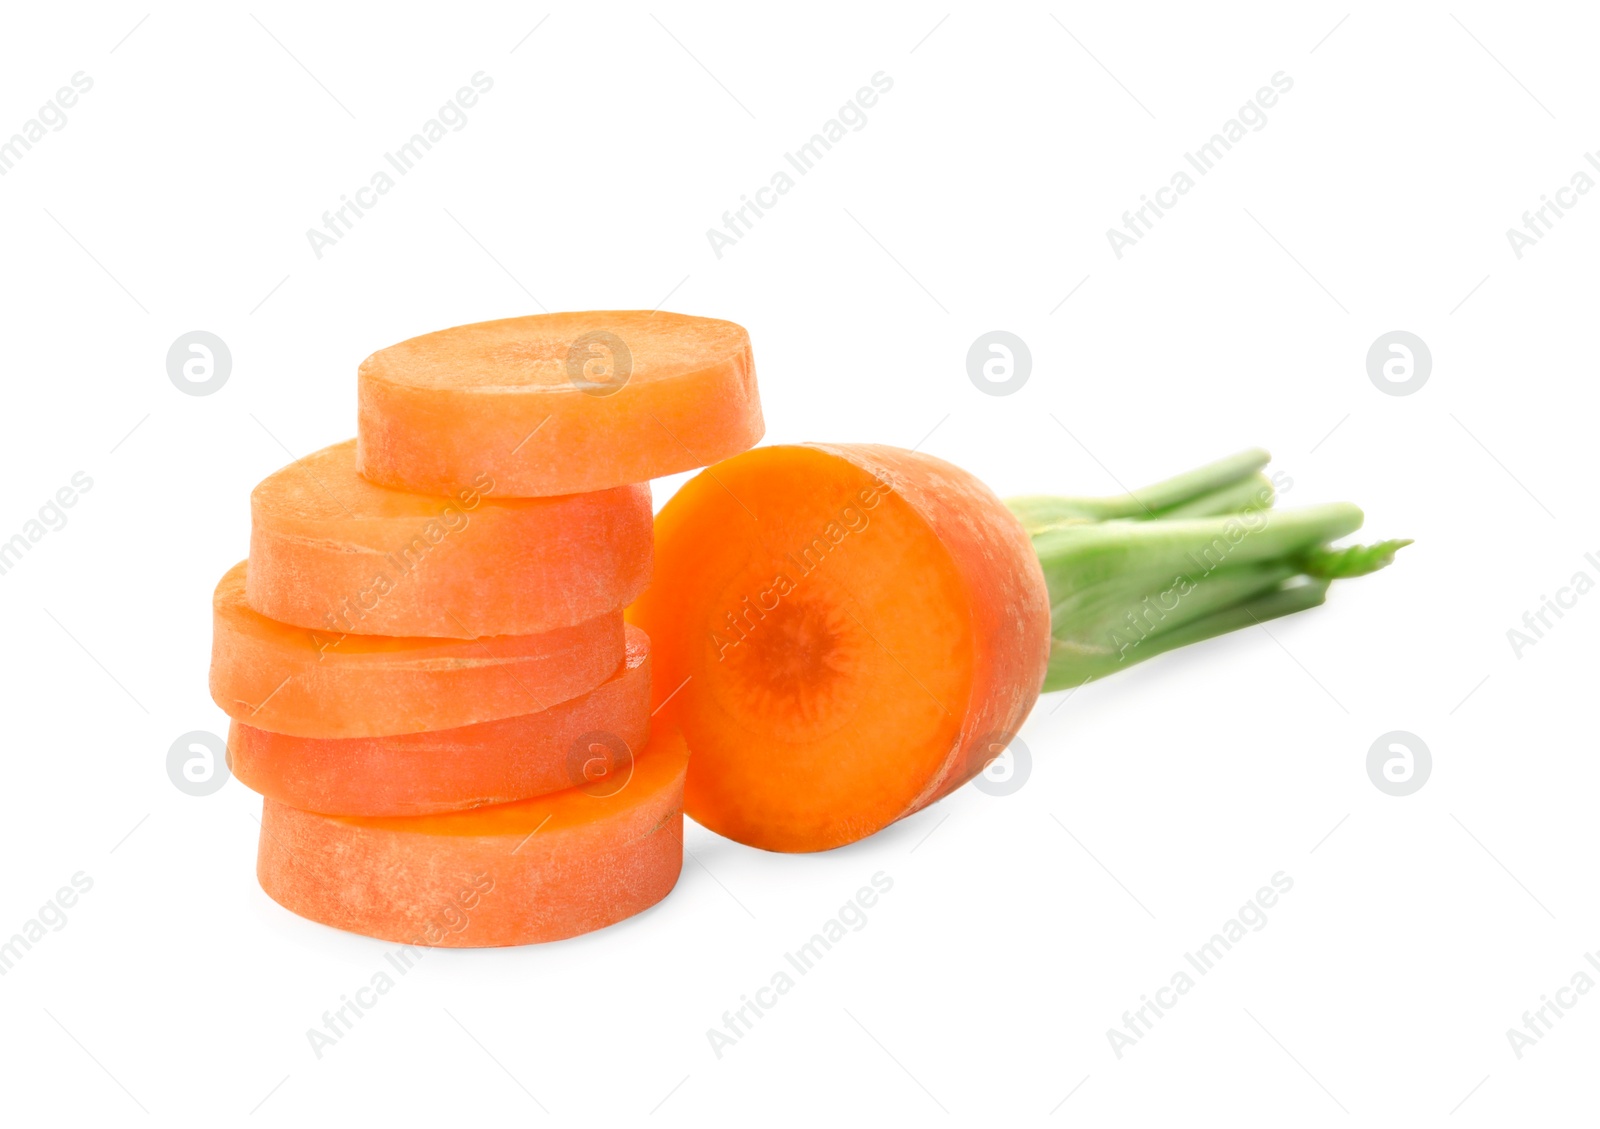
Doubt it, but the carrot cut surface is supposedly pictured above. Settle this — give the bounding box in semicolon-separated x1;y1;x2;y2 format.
357;311;763;497
210;560;624;739
257;728;689;947
229;625;652;815
629;444;1050;852
247;439;652;638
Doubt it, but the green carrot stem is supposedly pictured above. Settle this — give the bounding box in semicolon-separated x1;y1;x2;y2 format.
1006;448;1270;533
1156;472;1275;519
1007;451;1406;694
1129;447;1272;516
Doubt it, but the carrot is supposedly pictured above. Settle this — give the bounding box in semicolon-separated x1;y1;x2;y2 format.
629;443;1051;853
210;560;623;738
256;727;689;946
247;439;652;638
229;625;651;815
357;311;763;497
630;444;1406;852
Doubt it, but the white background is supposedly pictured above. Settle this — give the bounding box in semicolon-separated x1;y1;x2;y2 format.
0;2;1593;1125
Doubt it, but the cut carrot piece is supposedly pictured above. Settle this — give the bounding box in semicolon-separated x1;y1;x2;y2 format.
229;625;651;815
210;560;623;739
357;311;763;497
628;444;1050;852
247;439;652;638
256;727;689;946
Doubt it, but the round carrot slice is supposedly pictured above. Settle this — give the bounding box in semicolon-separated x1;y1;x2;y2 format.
210;560;624;739
357;311;763;497
229;625;651;815
247;439;652;638
629;444;1050;852
256;727;689;946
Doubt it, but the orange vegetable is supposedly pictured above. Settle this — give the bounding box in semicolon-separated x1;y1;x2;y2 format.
629;443;1050;852
357;310;763;497
247;439;652;639
210;560;623;738
256;727;689;946
229;625;651;815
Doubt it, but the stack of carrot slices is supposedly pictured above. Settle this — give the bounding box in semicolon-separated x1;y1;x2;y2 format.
210;311;762;946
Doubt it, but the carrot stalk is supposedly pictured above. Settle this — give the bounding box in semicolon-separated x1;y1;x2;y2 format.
1156;472;1277;519
1007;447;1271;529
1008;452;1409;692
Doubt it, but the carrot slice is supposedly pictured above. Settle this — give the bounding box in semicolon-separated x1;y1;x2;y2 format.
247;439;652;638
357;311;763;497
628;444;1050;852
229;625;651;815
210;560;623;738
257;727;689;946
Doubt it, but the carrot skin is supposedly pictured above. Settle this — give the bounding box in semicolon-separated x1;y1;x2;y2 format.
256;729;689;947
229;625;651;815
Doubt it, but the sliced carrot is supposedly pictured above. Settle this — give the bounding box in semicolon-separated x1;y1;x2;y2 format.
256;727;689;946
247;439;652;638
357;310;763;497
628;444;1050;852
210;560;623;739
229;625;651;815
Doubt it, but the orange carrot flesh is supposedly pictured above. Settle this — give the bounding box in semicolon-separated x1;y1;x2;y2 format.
357;311;763;498
256;727;689;946
210;560;624;739
229;625;651;815
247;439;652;638
628;444;1050;852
